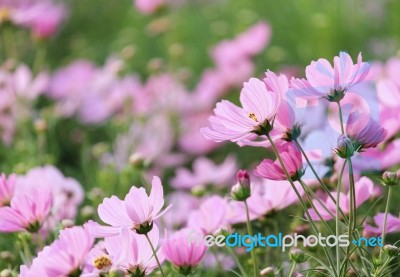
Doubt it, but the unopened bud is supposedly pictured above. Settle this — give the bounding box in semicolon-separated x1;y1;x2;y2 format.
260;267;276;276
336;135;354;158
34;119;47;133
191;185;205;197
61;219;75;229
382;171;399;186
80;205;96;219
383;244;399;256
232;170;251;201
0;269;13;277
289;248;306;263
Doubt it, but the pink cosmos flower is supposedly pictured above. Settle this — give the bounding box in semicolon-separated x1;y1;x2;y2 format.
307;177;375;221
346;111;387;150
133;0;165;15
0;173;15;206
83;226;162;276
171;156;237;190
201;71;283;143
12;2;67;39
363;213;400;236
291;52;370;101
255;142;303;181
163;228;207;274
21;226;94;277
88;176;171;236
0;187;52;233
187;196;229;235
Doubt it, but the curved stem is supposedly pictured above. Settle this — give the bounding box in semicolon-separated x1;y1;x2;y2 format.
266;134;338;277
380;186;393;257
288;261;297;277
244;200;259;277
145;233;165;277
226;245;248;277
294;139;347;220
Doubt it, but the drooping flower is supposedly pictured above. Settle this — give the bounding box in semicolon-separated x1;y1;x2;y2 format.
0;173;15;206
88;176;171;236
0;187;52;233
20;226;94;277
255;142;303;181
201;71;283;143
291;52;370;101
346;111;387;151
163;228;207;275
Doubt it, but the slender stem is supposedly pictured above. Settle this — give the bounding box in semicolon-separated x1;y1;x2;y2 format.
19;234;32;265
266;135;338;276
244;200;259;277
294;139;347;220
337;102;345;134
144;233;165;277
288;261;297;277
336;161;346;276
380;186;393;257
226;246;248;277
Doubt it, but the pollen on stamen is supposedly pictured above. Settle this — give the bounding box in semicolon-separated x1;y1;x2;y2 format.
93;256;112;270
248;112;258;122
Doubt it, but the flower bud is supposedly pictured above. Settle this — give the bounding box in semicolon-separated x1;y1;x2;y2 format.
237;170;250;188
382;171;399;186
289;248;306;263
0;269;13;277
336;135;354;158
61;219;75;229
383;244;399;256
34;119;47;133
260;267;276;276
231;170;251;201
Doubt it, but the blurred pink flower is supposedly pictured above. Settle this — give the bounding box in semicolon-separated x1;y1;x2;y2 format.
0;173;15;206
0;187;52;233
13;64;49;100
12;2;67;39
163;228;207;272
363;213;400;236
16;166;84;223
292;52;370;101
228;177;304;224
346;111;387;150
201;71;283;143
171;156;237;190
255;142;303;181
21;226;94;276
188;196;229;235
89;176;171;236
133;0;165;15
308;176;375;221
162;192;199;230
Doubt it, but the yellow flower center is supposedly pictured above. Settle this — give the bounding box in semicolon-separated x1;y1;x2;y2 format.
93;256;112;270
248;112;258;122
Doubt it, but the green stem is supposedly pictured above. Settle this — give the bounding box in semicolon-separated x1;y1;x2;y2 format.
294;139;347;220
144;233;165;277
336;161;346;276
337;102;345;134
244;200;259;277
266;134;338;277
226;246;248;277
288;261;297;277
380;186;393;257
19;234;32;266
